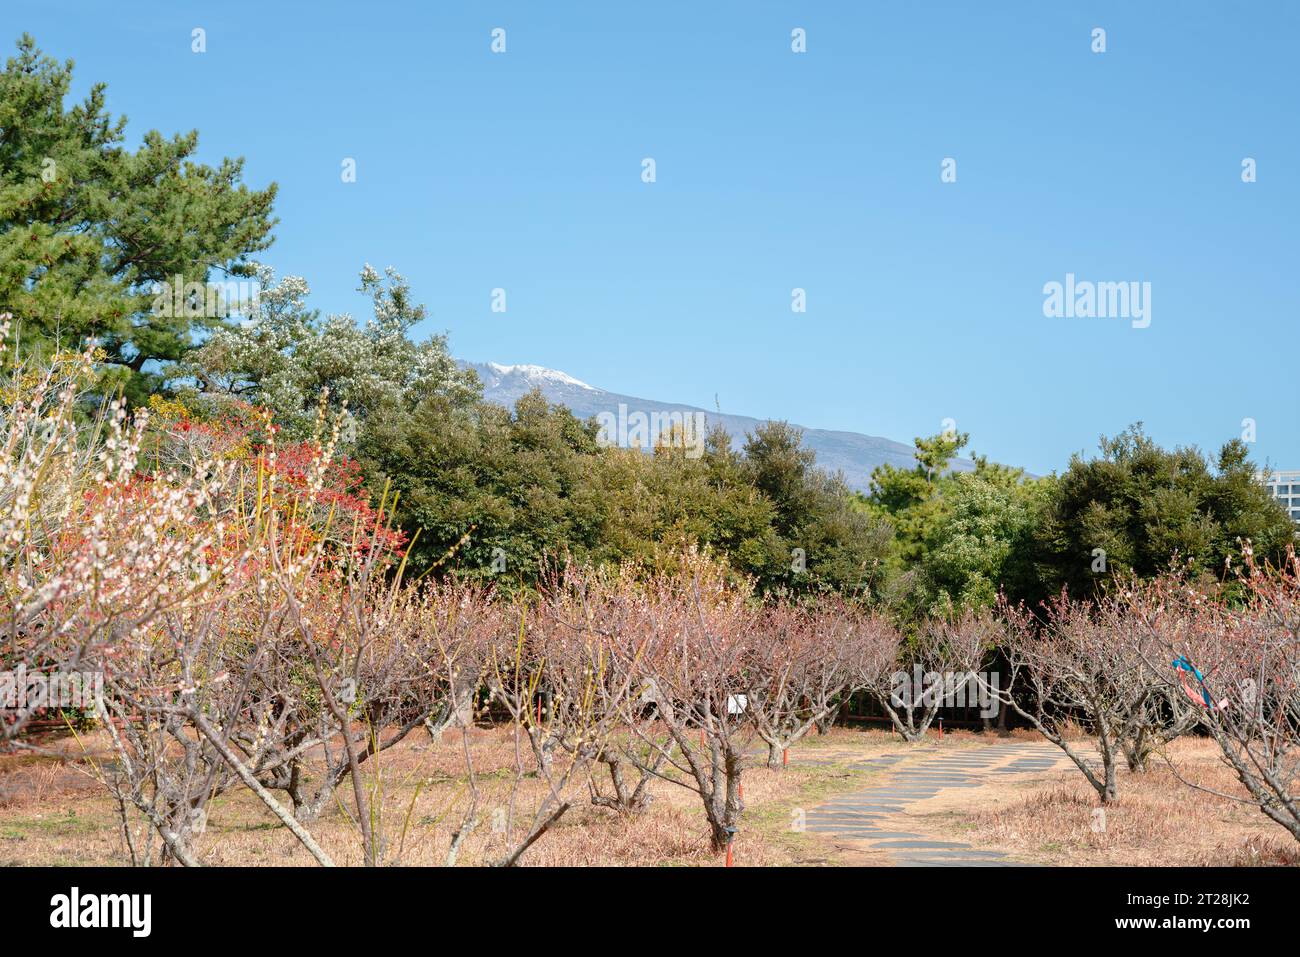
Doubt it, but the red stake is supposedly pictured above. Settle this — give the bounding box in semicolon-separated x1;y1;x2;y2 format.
725;842;733;868
783;748;789;767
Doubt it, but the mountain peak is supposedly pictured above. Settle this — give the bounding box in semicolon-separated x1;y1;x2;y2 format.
457;358;975;492
481;362;596;392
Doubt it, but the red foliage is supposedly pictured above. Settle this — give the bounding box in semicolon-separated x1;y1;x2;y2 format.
268;440;407;556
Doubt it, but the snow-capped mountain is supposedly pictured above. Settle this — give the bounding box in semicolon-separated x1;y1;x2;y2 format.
478;362;597;393
459;360;974;493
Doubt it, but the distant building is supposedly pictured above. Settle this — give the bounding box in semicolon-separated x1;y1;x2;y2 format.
1261;470;1300;524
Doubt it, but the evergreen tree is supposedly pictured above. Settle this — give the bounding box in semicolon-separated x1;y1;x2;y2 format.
0;35;277;401
1033;424;1295;599
182;265;480;438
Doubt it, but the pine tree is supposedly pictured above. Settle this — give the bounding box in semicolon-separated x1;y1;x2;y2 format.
0;35;277;401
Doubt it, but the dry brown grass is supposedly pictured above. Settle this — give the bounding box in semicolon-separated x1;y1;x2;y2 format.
926;736;1300;866
0;725;900;867
13;725;1289;866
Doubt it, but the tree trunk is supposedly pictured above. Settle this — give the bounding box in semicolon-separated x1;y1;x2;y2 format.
703;753;743;854
1101;752;1119;804
708;818;731;854
591;755;653;814
814;704;837;735
528;729;556;776
767;742;784;770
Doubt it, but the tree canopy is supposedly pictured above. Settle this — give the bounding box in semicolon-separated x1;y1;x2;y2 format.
5;33;1293;611
1032;425;1294;598
0;35;277;401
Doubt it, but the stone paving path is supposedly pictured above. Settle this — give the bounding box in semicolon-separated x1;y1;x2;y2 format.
801;740;1096;867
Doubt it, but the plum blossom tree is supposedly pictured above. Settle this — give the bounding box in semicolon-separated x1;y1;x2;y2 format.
1130;554;1300;843
987;592;1193;804
857;610;986;743
532;565;671;815
746;600;892;768
601;554;761;853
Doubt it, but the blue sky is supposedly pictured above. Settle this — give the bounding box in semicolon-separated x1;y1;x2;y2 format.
8;1;1298;476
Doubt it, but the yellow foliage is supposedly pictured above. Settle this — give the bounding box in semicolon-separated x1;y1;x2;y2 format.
0;347;105;405
147;394;190;421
